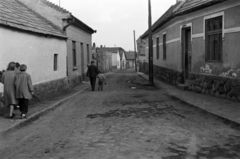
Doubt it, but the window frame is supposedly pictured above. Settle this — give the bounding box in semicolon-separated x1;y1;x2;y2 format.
163;33;167;60
54;54;58;71
72;41;77;67
205;16;223;62
87;44;90;63
156;36;159;59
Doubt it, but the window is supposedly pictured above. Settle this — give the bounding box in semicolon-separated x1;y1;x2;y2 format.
81;43;84;69
87;44;90;63
205;16;222;62
54;54;58;71
156;37;159;59
163;34;166;60
72;41;76;67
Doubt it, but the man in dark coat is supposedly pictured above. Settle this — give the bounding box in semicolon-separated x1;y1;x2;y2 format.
87;61;99;91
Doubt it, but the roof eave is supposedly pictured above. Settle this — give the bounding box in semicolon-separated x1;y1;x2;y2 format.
0;22;67;39
141;0;228;39
72;15;96;34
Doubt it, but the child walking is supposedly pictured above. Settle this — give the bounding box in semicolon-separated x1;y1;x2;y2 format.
15;64;34;118
97;71;106;91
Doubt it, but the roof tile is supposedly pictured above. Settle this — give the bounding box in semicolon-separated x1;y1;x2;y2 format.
0;0;65;38
142;0;228;38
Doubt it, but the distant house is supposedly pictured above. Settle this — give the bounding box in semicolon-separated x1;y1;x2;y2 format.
140;0;240;101
0;0;67;95
18;0;96;82
97;47;126;70
125;51;136;69
137;37;146;63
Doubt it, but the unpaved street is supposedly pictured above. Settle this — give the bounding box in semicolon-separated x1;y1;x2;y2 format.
0;70;240;159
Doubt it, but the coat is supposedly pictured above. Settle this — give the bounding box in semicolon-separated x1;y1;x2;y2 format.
1;70;18;106
15;72;34;100
87;65;99;78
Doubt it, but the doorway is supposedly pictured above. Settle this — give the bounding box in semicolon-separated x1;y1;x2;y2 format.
182;27;192;83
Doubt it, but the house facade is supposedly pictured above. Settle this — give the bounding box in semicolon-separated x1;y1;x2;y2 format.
137;37;146;63
97;47;126;70
0;0;67;95
18;0;96;82
125;51;136;69
94;48;112;73
140;0;240;101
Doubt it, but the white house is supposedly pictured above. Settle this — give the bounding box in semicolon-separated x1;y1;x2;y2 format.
0;0;67;94
18;0;96;82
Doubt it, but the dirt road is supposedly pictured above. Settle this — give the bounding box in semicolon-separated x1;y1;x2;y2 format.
0;70;240;159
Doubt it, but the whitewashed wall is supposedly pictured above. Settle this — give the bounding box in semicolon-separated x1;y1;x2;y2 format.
112;53;118;68
0;27;67;92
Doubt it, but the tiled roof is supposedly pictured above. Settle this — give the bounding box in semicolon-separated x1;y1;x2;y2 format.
125;51;136;60
40;0;69;14
0;0;65;38
39;0;95;34
141;0;229;39
141;2;179;38
175;0;228;14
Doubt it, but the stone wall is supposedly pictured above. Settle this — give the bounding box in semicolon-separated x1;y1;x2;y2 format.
0;75;83;113
189;73;240;102
139;62;183;85
139;62;240;102
34;75;82;98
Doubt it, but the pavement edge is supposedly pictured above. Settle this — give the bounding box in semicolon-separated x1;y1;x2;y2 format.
137;72;240;128
0;87;88;136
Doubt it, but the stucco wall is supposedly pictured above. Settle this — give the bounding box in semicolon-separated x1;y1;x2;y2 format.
144;1;240;79
0;27;67;92
66;25;92;78
112;53;118;68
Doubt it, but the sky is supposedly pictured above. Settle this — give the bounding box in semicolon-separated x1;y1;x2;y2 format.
48;0;177;51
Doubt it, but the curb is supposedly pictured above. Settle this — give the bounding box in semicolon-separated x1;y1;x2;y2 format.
137;72;240;128
0;87;88;136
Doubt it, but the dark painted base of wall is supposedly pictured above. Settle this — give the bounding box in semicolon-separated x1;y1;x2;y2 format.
0;75;83;114
33;75;82;99
139;62;240;102
139;62;183;85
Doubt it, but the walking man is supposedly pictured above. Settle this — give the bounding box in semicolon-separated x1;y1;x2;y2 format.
87;61;99;91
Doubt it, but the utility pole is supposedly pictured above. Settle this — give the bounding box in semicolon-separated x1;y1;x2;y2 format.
59;0;61;6
133;30;137;72
148;0;154;85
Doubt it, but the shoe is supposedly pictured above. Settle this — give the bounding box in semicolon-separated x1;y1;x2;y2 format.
9;115;14;119
21;114;27;119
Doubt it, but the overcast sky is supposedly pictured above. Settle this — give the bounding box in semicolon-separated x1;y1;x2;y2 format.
48;0;176;51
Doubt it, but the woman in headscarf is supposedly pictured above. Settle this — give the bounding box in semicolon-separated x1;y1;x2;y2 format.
1;62;18;118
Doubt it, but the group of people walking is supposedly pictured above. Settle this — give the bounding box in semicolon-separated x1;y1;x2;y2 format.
0;60;104;119
1;62;33;119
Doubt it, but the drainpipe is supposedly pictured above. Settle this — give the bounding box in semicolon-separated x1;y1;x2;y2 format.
63;16;75;77
63;16;75;32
